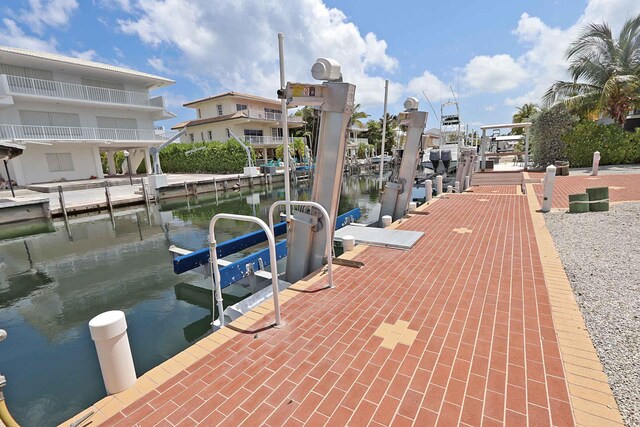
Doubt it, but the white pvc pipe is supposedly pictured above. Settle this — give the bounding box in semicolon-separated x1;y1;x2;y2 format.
381;215;392;227
592;151;601;176
342;234;355;252
436;176;443;195
541;164;557;213
379;79;389;190
89;310;136;395
268;200;334;288
425;179;432;202
209;214;282;327
278;33;291;220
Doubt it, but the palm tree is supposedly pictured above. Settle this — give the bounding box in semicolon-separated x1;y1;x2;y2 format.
350;103;369;128
511;103;539;135
543;14;640;124
513;103;538;123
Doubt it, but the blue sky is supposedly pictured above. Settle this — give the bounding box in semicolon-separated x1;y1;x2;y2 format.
1;0;639;132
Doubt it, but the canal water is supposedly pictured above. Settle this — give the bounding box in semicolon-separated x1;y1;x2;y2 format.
0;175;382;426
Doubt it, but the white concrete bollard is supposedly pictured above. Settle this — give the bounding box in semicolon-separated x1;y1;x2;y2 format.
454;181;460;192
464;176;470;191
342;235;355;251
592;151;601;176
435;176;443;195
541;165;557;213
425;180;433;202
381;215;392;228
89;310;137;395
408;202;417;210
447;185;453;193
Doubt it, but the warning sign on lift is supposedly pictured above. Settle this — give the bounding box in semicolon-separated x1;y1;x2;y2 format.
291;84;317;97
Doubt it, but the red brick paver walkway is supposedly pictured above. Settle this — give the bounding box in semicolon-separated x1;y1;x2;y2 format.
467;185;520;195
532;174;640;208
99;193;577;426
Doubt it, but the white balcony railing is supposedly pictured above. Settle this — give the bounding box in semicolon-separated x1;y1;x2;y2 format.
4;75;161;108
0;124;164;141
348;137;369;145
241;136;299;145
244;109;303;123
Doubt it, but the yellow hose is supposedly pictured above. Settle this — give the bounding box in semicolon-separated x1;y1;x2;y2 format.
0;399;20;427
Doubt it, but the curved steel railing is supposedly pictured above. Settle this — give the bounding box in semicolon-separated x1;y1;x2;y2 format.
208;214;281;328
268;201;334;289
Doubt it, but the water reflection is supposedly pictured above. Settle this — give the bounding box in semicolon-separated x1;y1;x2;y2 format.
0;175;380;426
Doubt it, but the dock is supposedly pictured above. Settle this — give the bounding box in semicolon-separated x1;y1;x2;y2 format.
62;173;636;427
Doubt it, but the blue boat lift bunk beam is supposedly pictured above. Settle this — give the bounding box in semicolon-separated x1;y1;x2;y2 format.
172;207;361;289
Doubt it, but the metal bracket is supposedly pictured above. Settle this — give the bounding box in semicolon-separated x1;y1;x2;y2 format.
330;258;365;268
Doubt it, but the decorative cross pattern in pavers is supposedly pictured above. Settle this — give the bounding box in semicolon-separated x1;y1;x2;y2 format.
477;198;489;202
452;227;473;234
372;320;419;350
610;186;625;190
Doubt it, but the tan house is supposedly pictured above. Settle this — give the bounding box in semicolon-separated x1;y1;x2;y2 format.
172;92;304;161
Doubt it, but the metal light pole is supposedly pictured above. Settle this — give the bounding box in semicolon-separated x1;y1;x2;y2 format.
123;150;133;186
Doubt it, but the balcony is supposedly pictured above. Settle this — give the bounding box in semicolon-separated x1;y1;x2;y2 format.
1;75;164;109
241;136;300;145
348;137;369;145
0;124;164;141
244;109;303;123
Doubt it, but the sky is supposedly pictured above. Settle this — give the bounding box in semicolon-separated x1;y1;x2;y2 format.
1;0;639;132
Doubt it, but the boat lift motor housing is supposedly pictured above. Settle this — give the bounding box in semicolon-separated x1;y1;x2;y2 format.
429;149;441;174
378;98;428;224
280;58;356;284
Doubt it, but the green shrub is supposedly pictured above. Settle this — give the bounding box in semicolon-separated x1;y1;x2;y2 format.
563;122;640;167
159;139;254;174
275;138;305;161
530;104;578;167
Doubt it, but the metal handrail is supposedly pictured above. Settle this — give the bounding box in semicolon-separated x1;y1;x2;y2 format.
209;214;281;328
268;201;334;289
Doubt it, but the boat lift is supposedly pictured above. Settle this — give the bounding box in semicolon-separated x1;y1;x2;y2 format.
479;122;532;172
378;97;428;223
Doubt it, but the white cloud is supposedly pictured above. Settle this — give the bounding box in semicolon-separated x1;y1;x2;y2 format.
114;0;401;110
463;54;527;93
0;18;57;52
20;0;79;34
70;49;97;60
483;105;496;112
407;71;447;104
147;56;171;74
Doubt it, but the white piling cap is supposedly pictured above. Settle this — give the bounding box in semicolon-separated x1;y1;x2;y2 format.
89;310;128;341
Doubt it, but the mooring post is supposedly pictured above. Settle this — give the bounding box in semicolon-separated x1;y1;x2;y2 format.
592;151;601;176
541;164;557;213
464;175;470;191
58;185;70;221
184;181;189;198
425;179;433;202
104;182;115;225
436;175;443;195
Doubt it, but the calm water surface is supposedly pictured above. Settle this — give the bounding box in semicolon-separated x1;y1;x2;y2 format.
0;175;381;426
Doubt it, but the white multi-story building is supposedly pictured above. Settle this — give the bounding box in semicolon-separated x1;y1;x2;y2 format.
0;46;174;185
173;92;304;161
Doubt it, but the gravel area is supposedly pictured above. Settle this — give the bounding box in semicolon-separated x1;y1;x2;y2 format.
545;203;640;426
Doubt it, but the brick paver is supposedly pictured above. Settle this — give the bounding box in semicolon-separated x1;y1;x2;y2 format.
532;174;640;208
466;185;520;195
82;191;589;427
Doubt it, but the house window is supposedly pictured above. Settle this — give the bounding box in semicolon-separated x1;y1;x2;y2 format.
243;129;263;144
265;108;280;120
217;104;223;116
236;104;248;111
208;131;212;140
189;133;194;142
271;128;283;138
46;153;74;172
197;108;202;119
